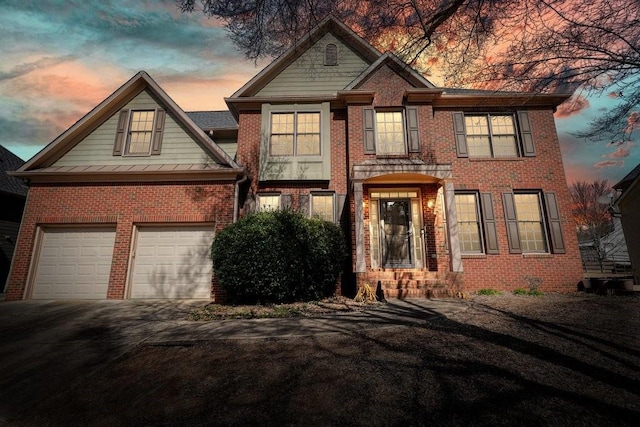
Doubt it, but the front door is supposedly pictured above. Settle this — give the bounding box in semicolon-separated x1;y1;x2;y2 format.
380;199;413;267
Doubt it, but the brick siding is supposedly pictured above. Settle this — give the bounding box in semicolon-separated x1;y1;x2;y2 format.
5;181;235;301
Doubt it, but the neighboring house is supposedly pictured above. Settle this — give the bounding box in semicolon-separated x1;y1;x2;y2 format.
5;17;583;301
0;145;27;293
613;162;640;286
579;216;631;275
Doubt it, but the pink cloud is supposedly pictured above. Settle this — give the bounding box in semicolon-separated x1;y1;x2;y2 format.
594;160;625;169
625;111;640;133
554;95;590;118
604;142;633;158
608;91;621;99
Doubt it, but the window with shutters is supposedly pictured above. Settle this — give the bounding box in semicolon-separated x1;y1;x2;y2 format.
455;191;500;255
454;111;535;158
113;108;165;156
465;114;517;157
363;107;420;156
514;193;547;253
455;193;483;253
502;191;566;254
311;193;335;222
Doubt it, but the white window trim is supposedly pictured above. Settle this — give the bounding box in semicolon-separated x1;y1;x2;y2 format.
454;192;484;255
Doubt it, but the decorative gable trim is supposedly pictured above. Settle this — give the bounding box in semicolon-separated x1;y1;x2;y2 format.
346;52;436;90
17;71;241;175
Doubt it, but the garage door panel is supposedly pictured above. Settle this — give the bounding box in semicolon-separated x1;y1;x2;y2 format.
130;226;214;299
31;228;115;300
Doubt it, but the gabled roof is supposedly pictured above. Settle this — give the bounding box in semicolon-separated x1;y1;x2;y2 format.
346;52;435;90
0;145;27;197
229;16;382;99
186;111;237;131
614;162;640;193
14;71;241;179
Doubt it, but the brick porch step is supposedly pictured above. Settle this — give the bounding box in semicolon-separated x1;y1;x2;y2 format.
363;269;456;299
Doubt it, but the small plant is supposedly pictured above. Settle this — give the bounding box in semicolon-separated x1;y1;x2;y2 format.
525;276;543;294
354;282;377;303
513;288;544;296
477;288;502;296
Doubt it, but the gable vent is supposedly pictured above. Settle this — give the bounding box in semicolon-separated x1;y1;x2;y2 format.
324;43;338;66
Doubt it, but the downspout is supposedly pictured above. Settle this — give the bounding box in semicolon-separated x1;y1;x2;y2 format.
233;173;249;223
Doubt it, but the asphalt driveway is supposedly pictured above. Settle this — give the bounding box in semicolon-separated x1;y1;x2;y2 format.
0;295;638;426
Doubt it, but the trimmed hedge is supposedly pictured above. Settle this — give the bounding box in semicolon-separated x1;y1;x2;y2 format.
211;210;347;304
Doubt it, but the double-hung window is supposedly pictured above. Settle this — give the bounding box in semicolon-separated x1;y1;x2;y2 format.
311;193;335;222
455;194;483;254
502;191;566;254
127;110;155;155
113;108;166;157
270;112;320;156
363;107;420;156
375;111;406;155
454;111;535;158
454;192;499;255
257;194;281;211
513;194;547;253
464;114;517;157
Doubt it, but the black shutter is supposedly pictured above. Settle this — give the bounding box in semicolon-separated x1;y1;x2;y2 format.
363;108;376;154
544;192;566;253
406;107;420;152
113;110;129;155
151;109;165;155
453;112;468;157
518;111;536;157
281;194;293;210
502;193;522;254
298;194;310;216
480;193;499;254
335;194;347;224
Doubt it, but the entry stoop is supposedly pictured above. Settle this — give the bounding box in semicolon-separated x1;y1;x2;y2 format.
362;270;459;299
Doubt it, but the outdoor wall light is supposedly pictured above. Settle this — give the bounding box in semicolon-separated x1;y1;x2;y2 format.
427;199;436;209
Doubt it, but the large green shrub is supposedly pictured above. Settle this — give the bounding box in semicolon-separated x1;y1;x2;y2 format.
211;210;347;304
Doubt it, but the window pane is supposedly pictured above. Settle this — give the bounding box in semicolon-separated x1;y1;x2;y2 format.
296;134;320;156
376;111;405;155
258;195;280;211
491;115;515;134
492;136;517;157
297;113;320;133
514;194;547;252
271;113;294;133
127;110;154;154
270;134;294;156
465;116;489;136
455;194;482;253
467;136;492;157
311;194;334;222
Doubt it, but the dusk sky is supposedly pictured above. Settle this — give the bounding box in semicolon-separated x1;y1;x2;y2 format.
1;0;638;186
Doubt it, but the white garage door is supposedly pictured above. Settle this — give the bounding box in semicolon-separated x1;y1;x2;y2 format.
32;228;116;300
129;226;215;299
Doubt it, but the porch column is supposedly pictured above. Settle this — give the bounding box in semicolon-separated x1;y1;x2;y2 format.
354;181;366;273
443;180;463;272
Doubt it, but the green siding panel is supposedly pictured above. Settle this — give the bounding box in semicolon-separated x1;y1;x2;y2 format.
257;34;370;96
53;90;219;167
